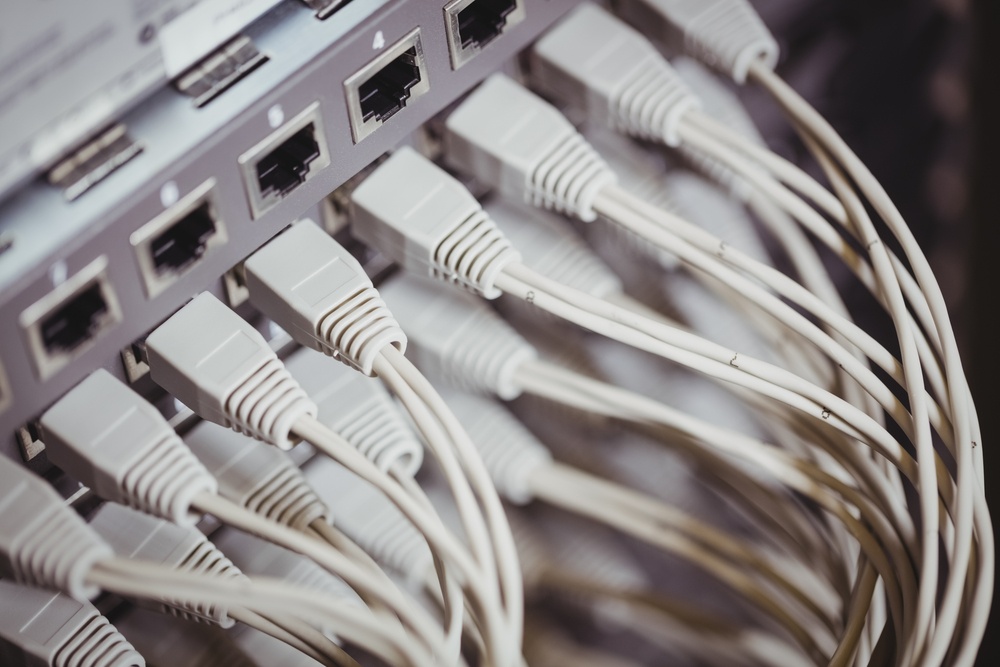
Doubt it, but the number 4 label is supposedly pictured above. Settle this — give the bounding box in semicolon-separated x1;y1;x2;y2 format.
372;30;386;50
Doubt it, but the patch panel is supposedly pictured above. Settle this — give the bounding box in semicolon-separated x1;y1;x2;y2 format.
0;0;581;461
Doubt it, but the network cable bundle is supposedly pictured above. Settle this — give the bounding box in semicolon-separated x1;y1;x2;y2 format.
0;0;990;665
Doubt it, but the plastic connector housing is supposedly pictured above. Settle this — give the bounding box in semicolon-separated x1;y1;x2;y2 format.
303;457;432;584
90;503;245;628
443;74;617;222
213;529;359;604
671;57;764;200
145;292;318;449
230;625;325;667
440;390;551;504
0;456;112;601
244;220;406;375
378;274;537;400
0;580;144;667
284;348;424;476
350;147;520;298
530;4;700;146
614;0;778;83
184;419;331;531
40;369;217;527
486;199;623;298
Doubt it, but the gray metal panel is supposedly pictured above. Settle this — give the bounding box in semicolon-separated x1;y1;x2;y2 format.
0;0;583;459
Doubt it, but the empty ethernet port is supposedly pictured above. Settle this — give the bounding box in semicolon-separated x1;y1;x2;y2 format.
239;102;331;218
20;257;122;380
131;179;226;297
41;284;108;353
345;29;430;143
445;0;525;69
257;125;321;199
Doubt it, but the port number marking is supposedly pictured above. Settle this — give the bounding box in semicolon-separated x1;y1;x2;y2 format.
372;30;386;50
160;181;180;208
267;104;285;129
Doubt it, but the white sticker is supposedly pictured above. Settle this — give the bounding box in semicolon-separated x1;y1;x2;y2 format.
372;30;386;50
159;0;282;77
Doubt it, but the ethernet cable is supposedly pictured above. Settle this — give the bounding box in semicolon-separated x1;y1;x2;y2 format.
240;218;525;667
38;367;448;664
88;502;340;666
435;68;965;636
113;607;257;667
0;579;145;667
141;289;513;667
0;454;428;667
373;272;909;588
509;509;813;667
350;142;939;508
531;2;988;661
529;3;952;448
441;388;845;660
372;271;919;661
614;0;989;658
441;73;955;463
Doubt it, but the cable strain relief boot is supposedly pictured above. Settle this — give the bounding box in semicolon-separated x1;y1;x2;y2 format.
671;57;764;200
243;220;407;375
146;292;318;450
185;421;332;531
52;609;145;667
530;3;700;146
441;390;552;505
0;580;146;667
486;200;623;299
0;457;113;601
379;274;537;400
213;529;359;604
41;369;218;527
443;74;617;222
304;457;433;585
349;147;521;298
286;349;424;476
433;208;520;298
90;503;245;628
614;0;779;84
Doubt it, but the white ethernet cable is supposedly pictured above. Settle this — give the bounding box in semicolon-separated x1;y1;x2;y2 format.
90;503;341;666
88;501;245;628
530;0;942;627
183;420;332;531
440;390;838;661
304;456;432;585
212;528;365;666
0;458;428;667
485;198;623;301
600;1;989;661
355;137;929;495
241;218;524;667
375;271;913;570
114;607;256;667
527;0;943;406
142;289;510;667
509;511;808;667
437;70;968;559
0;579;144;667
39;366;444;664
484;198;684;328
366;213;907;656
283;347;424;477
